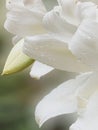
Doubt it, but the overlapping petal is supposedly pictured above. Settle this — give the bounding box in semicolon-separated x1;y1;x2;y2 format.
5;0;46;36
35;73;91;127
75;72;98;112
57;0;79;26
43;6;76;42
69;19;98;71
23;35;91;72
57;0;97;26
70;91;98;130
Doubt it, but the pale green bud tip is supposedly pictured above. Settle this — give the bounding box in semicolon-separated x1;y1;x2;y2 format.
2;39;34;75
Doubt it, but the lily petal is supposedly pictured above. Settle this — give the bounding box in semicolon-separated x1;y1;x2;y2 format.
57;0;97;26
23;35;91;73
70;91;98;130
5;0;46;36
69;19;98;71
43;6;76;42
23;0;46;12
35;73;91;127
75;72;98;112
77;1;97;20
30;61;54;79
57;0;80;26
6;0;23;10
2;39;34;75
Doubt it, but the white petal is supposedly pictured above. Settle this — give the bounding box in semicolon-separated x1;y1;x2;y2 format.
77;1;97;20
70;91;98;130
23;35;91;73
57;0;97;26
69;19;98;71
5;10;46;36
30;61;54;79
43;6;76;42
75;72;98;112
5;0;46;36
57;0;80;26
6;0;23;10
23;0;46;12
35;73;91;127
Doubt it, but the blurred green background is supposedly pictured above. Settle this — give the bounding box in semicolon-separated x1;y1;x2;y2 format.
0;0;76;130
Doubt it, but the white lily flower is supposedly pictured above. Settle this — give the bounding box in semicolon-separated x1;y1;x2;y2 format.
4;0;98;129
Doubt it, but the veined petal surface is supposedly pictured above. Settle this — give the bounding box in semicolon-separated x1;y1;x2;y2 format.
23;35;91;72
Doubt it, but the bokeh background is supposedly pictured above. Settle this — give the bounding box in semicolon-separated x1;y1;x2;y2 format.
0;0;77;130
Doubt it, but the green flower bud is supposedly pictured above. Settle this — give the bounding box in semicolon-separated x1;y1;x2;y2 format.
2;39;34;75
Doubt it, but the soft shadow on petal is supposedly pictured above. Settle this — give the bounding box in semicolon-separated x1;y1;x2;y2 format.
23;35;91;73
35;73;91;127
